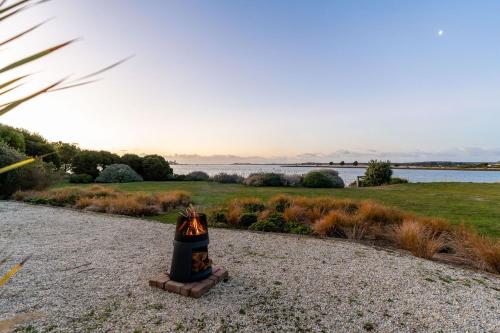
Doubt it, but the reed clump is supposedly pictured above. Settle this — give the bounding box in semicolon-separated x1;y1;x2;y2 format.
14;186;191;217
208;194;499;274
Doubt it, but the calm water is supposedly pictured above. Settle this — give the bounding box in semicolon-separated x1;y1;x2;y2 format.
172;164;500;184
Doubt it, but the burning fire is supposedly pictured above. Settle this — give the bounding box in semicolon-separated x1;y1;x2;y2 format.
178;206;207;236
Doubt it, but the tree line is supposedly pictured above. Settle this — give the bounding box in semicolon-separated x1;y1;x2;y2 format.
0;124;174;195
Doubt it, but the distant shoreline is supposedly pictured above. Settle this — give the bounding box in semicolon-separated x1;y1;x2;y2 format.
280;165;500;172
172;163;500;172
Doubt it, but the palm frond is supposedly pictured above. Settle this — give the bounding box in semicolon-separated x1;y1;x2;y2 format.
0;4;27;22
0;83;23;96
0;157;35;174
50;79;101;92
0;0;31;15
0;40;76;74
0;19;50;46
0;78;65;116
0;75;29;90
70;55;134;83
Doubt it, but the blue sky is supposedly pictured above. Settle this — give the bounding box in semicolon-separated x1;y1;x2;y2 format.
1;0;499;162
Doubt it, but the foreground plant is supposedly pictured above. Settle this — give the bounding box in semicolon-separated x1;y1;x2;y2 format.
0;0;130;174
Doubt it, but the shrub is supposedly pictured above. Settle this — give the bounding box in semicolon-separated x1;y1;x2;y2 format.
228;198;265;214
142;154;173;181
283;174;303;187
283;205;309;223
0;142;60;198
211;173;244;184
241;198;265;213
392;220;445;259
69;173;94;183
363;160;392;186
283;221;312;235
238;213;258;228
185;171;210;181
173;174;186;181
244;173;286;187
389;177;409;184
303;169;344;188
268;195;293;212
208;208;228;225
95;164;143;183
249;213;285;232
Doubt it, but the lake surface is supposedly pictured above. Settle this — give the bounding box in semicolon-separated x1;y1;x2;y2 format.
172;164;500;184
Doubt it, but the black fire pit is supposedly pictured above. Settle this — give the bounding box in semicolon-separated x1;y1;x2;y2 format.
169;212;212;282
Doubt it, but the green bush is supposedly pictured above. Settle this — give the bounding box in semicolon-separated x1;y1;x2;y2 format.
120;154;143;175
249;213;285;232
185;171;210;181
173;174;186;181
142;155;173;181
241;202;265;213
69;173;94;184
269;196;292;212
244;173;287;186
303;169;344;188
0;124;25;152
0;142;60;198
363;160;392;186
389;177;409;184
209;210;228;224
211;173;244;184
284;221;312;235
238;213;258;228
95;164;143;183
283;174;303;187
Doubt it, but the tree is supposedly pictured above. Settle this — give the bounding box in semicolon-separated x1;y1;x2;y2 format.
18;129;61;169
97;150;120;168
353;161;359;166
120;153;143;176
71;150;102;179
0;142;60;198
0;124;25;152
328;161;334;165
54;142;80;172
340;161;345;166
142;154;173;181
363;160;392;186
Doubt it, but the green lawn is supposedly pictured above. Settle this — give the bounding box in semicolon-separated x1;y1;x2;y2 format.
55;181;500;237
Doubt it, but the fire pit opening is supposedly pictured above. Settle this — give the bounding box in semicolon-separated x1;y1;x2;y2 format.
169;208;212;282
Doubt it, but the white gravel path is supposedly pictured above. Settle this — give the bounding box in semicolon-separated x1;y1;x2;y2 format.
0;201;499;333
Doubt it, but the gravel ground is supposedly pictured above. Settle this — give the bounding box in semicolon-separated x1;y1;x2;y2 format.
0;201;499;333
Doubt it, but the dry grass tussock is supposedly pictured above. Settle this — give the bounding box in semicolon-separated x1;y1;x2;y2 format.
14;187;191;217
452;225;500;274
212;194;499;274
392;219;446;259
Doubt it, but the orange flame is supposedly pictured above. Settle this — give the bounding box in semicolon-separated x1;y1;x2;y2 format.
178;207;207;236
184;214;206;236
